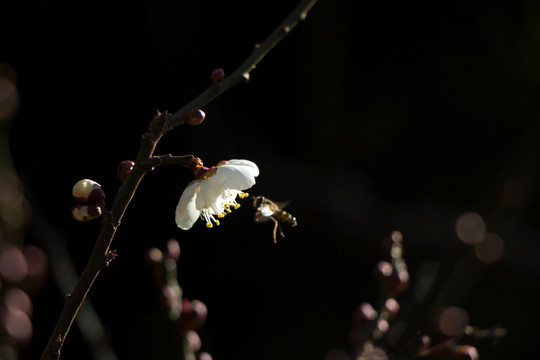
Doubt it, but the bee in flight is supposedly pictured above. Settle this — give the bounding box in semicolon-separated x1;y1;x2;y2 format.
252;195;297;243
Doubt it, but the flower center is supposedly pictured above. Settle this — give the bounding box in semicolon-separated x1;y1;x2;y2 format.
201;191;250;228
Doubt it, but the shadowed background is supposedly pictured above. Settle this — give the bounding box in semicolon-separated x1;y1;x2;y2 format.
2;0;540;359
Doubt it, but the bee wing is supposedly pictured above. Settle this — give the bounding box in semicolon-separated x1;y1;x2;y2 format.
275;200;292;209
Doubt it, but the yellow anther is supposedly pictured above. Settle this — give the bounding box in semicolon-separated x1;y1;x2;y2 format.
218;213;225;218
226;208;232;213
215;220;220;226
239;192;249;199
234;203;241;209
206;222;213;228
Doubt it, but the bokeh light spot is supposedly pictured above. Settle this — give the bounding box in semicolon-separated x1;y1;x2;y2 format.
22;245;49;293
455;212;486;245
0;71;19;121
475;233;504;264
435;306;469;336
0;246;28;284
0;308;32;344
4;287;32;316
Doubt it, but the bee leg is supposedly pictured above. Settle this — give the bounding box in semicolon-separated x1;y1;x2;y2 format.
270;217;279;243
277;222;286;238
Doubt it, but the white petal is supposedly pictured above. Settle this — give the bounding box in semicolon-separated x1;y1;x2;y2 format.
195;180;225;213
225;159;260;177
175;182;201;230
210;164;257;190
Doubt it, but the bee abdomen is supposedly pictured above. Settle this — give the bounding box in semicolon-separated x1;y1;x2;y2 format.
275;210;297;227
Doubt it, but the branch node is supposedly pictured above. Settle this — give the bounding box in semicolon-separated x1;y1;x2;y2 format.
104;249;119;268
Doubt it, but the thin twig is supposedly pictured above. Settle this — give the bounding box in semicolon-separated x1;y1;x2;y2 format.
40;1;318;359
168;0;318;129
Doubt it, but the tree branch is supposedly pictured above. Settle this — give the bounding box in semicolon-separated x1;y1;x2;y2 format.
167;0;318;129
40;1;318;359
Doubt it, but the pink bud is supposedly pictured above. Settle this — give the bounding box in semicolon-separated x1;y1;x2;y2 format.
178;299;208;331
352;302;377;325
184;109;205;126
145;247;163;265
211;68;225;83
166;239;181;261
197;352;213;360
185;330;201;352
117;160;135;181
384;298;400;319
374;261;393;279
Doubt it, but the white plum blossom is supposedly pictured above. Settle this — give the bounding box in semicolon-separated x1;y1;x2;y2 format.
175;159;259;230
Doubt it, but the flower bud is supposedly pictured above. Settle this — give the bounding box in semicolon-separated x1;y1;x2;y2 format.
374;261;393;279
455;345;479;360
184;109;206;126
382;230;403;249
177;299;208;331
352;302;378;325
197;352;213;360
145;247;163;265
384;298;400;319
71;204;102;222
185;330;201;352
72;179;105;205
166;239;181;261
117;160;135;181
388;269;410;295
211;68;225;83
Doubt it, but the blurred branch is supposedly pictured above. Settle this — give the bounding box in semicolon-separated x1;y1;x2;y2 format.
30;201;118;360
40;1;318;359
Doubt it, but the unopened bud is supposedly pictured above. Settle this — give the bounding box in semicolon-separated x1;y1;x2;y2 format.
178;299;208;331
352;302;378;325
184;109;205;126
73;179;105;205
145;247;163;265
197;352;213;360
382;230;403;249
185;330;201;352
117;160;135;181
211;68;225;84
71;204;102;222
166;239;181;261
388;269;410;295
384;298;400;319
455;345;479;360
374;261;393;279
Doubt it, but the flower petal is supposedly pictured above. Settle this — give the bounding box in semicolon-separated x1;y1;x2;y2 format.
210;164;257;190
225;159;260;177
195;180;226;213
175;182;201;230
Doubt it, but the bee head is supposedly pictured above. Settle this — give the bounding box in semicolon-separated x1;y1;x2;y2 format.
251;195;265;208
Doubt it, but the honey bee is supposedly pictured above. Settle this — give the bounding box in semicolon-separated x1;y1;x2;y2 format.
252;195;297;243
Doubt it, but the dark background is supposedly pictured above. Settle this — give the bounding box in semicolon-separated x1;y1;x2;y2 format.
3;0;540;359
